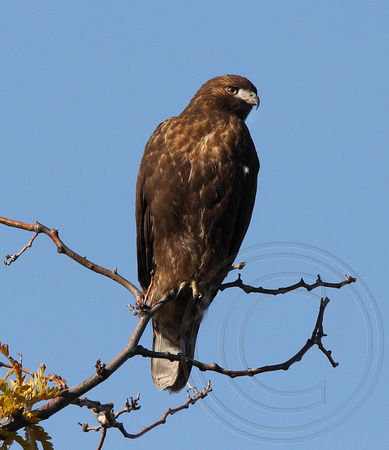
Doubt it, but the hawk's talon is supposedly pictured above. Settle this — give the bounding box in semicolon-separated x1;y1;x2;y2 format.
137;276;154;310
191;280;199;299
176;280;200;299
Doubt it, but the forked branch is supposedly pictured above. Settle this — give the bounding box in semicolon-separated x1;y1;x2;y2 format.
78;383;211;443
135;296;337;378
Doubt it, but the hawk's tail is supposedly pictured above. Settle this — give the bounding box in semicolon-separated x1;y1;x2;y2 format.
150;286;217;392
151;319;200;393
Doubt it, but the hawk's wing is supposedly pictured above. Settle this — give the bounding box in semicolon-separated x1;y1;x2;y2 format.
226;121;259;260
135;124;161;290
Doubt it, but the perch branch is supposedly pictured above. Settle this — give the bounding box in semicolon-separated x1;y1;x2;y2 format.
0;216;142;303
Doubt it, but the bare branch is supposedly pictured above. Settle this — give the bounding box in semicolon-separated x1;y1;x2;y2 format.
0;216;142;302
0;215;350;441
4;232;38;265
0;259;346;434
76;394;141;433
135;296;337;377
0;294;170;434
77;384;211;444
97;429;107;450
120;382;212;439
310;297;338;367
220;273;356;295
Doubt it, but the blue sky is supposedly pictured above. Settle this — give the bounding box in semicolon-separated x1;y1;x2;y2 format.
1;1;388;449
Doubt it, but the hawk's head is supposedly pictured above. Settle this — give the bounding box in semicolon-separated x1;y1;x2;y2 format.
184;74;259;121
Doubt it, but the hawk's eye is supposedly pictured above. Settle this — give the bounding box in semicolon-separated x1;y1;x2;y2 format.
226;86;238;95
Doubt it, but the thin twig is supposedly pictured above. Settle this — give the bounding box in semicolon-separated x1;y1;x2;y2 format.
0;216;142;302
0;361;38;377
96;428;107;450
117;382;212;439
4;232;38;265
114;394;141;419
0;361;68;388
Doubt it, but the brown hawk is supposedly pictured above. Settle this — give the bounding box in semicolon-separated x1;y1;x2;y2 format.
136;74;259;392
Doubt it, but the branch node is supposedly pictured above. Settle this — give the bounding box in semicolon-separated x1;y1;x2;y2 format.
95;359;107;378
127;303;139;316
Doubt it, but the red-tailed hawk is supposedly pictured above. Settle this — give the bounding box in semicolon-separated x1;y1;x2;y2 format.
136;75;259;392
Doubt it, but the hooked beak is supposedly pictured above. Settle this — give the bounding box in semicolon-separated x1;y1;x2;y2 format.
251;94;260;109
239;89;260;109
